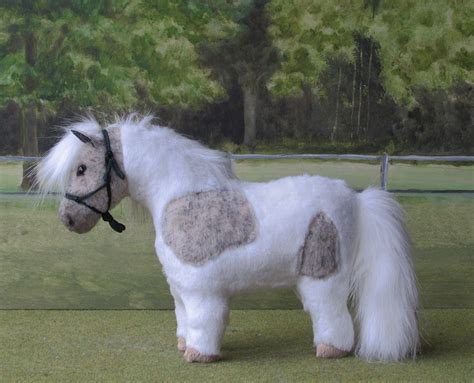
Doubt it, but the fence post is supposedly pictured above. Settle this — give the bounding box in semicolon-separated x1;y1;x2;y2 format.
380;153;389;190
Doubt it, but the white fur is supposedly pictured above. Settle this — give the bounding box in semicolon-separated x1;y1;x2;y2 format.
38;115;419;361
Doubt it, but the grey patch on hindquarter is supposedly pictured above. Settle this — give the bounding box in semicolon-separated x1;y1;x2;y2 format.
163;190;257;264
297;212;340;278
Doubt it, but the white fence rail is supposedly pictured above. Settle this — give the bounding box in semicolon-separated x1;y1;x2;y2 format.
1;154;473;192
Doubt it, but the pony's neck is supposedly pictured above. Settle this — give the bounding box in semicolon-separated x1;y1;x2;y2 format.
121;124;235;213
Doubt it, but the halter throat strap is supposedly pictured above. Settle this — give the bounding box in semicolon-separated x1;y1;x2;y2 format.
65;129;126;233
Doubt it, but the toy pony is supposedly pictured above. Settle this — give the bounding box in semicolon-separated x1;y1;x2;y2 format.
36;115;418;363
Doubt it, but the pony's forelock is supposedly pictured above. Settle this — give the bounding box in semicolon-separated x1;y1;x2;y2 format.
35;117;102;198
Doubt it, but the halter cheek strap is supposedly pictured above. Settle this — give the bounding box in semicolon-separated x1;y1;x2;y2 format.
65;129;126;233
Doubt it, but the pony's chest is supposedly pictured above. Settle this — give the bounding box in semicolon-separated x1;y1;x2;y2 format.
161;190;257;265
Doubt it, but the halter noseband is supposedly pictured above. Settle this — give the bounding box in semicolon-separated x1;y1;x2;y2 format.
65;129;126;233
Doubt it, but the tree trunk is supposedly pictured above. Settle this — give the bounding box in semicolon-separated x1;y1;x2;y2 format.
20;102;39;190
25;31;37;66
21;27;39;190
242;85;258;147
366;40;373;137
357;48;363;140
350;54;357;140
302;83;314;143
331;66;342;142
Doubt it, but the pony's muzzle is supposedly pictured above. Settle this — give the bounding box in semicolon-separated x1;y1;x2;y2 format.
59;200;101;234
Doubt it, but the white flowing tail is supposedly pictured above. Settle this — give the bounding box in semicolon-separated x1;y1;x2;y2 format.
352;188;418;361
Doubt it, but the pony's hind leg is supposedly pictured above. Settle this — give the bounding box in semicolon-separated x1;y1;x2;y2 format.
297;276;354;358
170;286;187;352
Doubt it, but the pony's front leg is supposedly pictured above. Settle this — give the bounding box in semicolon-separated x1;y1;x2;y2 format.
181;293;229;363
170;286;187;352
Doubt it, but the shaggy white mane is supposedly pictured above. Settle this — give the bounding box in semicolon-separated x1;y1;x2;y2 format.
111;114;236;188
35;117;102;197
35;114;236;197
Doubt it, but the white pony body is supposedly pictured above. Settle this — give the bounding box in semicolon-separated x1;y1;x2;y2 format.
37;115;418;363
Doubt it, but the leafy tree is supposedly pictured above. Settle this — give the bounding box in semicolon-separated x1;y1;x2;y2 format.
0;1;230;112
198;0;278;146
267;0;473;140
369;0;473;105
267;0;368;95
0;0;229;186
1;0;471;160
120;0;235;109
267;0;370;140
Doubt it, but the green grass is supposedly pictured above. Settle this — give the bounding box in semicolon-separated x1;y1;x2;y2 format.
0;309;472;382
0;162;24;192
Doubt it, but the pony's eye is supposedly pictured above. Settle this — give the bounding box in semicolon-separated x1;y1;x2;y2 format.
77;164;87;176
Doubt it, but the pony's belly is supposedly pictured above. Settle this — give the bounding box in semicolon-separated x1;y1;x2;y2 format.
156;237;300;294
218;247;300;291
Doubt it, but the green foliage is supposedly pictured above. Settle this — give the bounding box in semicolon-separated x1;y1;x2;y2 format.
0;1;472;154
0;2;132;110
198;0;278;89
123;0;245;107
267;0;369;96
0;0;237;111
370;0;474;105
268;0;473;105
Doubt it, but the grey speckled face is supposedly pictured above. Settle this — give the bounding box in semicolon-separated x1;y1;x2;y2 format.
58;129;127;234
59;142;105;233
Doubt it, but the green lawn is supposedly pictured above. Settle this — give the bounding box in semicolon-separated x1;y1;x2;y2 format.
1;160;473;381
0;309;472;382
0;162;25;192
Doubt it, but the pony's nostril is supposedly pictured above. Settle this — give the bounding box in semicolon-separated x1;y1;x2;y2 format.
66;215;75;227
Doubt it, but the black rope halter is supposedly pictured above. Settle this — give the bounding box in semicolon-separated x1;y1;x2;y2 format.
65;129;126;233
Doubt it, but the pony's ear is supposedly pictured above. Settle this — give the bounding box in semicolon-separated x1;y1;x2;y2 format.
71;130;96;147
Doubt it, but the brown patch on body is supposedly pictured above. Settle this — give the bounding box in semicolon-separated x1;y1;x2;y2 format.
297;212;340;278
184;347;221;363
316;343;349;358
163;190;257;265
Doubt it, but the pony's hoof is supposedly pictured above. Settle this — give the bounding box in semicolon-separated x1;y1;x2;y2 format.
177;337;186;353
316;343;348;359
184;347;221;363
